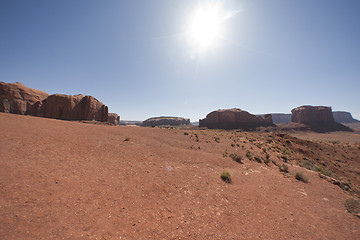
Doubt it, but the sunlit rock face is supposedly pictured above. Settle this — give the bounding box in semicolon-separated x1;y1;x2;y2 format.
291;105;353;132
40;94;108;122
0;82;49;115
143;117;190;126
199;108;274;130
0;82;109;122
291;106;334;123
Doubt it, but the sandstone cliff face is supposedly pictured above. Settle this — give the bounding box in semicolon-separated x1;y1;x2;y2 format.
199;108;273;130
0;82;109;122
291;106;334;123
143;116;190;126
0;82;49;115
40;94;108;122
107;113;120;125
291;105;352;132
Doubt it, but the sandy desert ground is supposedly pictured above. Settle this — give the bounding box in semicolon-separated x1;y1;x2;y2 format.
1;113;359;239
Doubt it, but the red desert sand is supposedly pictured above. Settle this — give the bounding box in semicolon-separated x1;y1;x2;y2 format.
1;113;359;239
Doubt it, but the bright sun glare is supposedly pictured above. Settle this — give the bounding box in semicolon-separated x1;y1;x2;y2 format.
186;2;241;54
189;5;222;52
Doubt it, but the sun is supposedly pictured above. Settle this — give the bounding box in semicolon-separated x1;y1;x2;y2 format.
188;4;223;52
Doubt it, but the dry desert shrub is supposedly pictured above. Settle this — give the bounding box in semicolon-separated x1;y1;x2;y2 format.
246;150;252;160
295;171;309;183
345;198;360;214
220;171;232;183
279;164;289;173
230;153;243;164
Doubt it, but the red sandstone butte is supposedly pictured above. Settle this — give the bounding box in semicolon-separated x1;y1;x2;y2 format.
199;108;273;130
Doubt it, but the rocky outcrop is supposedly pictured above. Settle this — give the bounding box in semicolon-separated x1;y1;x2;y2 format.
291;105;352;132
291;106;334;123
0;82;109;122
40;94;108;122
0;82;49;115
107;113;120;125
143;116;190;126
199;108;274;130
333;111;360;123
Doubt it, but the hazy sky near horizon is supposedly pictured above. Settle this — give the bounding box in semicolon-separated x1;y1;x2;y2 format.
1;0;359;121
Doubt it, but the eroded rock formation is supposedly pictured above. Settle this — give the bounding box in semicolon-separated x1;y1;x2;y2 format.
0;82;49;115
41;94;108;122
0;82;109;122
199;108;274;130
143;116;190;126
107;113;120;125
291;105;352;132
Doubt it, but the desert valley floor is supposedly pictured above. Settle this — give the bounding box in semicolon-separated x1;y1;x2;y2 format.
1;113;360;239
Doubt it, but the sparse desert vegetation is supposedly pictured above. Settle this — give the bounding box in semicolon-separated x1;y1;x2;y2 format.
295;171;309;183
220;171;232;183
1;113;360;239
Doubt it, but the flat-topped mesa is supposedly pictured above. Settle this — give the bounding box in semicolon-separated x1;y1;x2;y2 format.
199;108;274;130
291;105;353;132
332;111;360;123
143;116;190;126
291;106;334;123
0;82;49;115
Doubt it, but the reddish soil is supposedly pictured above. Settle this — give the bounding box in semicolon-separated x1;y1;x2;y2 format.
1;113;359;239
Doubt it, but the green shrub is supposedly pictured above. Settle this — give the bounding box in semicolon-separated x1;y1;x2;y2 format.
184;132;189;135
214;137;220;143
279;164;289;173
295;172;309;183
220;171;232;183
230;153;243;164
345;198;360;214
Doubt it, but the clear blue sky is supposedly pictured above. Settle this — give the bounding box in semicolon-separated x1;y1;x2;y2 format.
1;0;359;121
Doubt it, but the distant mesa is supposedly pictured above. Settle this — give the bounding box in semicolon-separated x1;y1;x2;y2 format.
291;105;352;132
332;111;360;123
199;108;274;130
291;105;334;123
121;120;143;126
142;116;190;126
258;111;359;125
0;82;118;124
